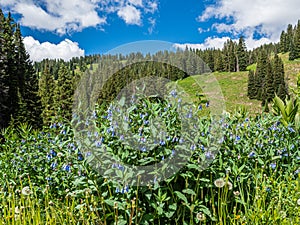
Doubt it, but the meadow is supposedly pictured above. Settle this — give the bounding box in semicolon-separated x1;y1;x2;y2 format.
0;90;300;224
0;54;300;224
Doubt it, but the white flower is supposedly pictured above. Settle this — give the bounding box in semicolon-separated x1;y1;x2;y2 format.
297;198;300;206
196;212;206;221
15;206;20;214
226;181;233;190
57;152;63;157
214;178;225;188
233;191;240;196
21;186;32;196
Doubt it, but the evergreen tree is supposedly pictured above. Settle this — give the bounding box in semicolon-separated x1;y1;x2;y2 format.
39;63;55;125
0;9;10;128
255;49;268;100
280;31;287;53
2;12;18;123
247;70;256;99
13;26;37;126
272;54;288;100
264;60;274;102
236;36;247;71
223;39;236;72
290;20;300;60
54;64;74;121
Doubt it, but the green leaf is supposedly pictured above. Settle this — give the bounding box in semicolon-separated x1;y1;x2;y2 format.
182;188;196;195
174;191;188;204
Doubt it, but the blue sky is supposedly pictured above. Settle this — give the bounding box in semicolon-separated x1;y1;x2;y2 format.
1;0;300;61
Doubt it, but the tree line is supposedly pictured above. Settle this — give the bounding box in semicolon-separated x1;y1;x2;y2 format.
0;7;299;129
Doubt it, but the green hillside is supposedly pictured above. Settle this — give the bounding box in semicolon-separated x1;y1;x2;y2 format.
178;53;300;114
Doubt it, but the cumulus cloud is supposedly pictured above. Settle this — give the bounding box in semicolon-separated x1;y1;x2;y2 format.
199;0;300;42
128;0;143;7
23;36;84;62
174;36;272;51
2;0;158;34
174;37;232;51
117;5;142;25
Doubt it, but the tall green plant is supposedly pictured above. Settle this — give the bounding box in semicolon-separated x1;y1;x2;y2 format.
272;95;299;127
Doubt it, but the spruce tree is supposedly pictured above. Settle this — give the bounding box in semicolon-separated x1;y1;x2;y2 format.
9;25;42;128
272;54;288;100
0;9;10;128
2;12;18;123
39;63;55;125
264;60;274;102
280;31;288;53
247;70;256;99
236;36;247;71
255;49;268;100
54;64;74;121
289;21;300;60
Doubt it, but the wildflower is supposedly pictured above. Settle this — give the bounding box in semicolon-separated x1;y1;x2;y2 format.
233;191;240;196
57;152;63;158
214;178;225;188
15;206;20;214
248;151;255;158
205;151;214;159
84;188;92;195
21;186;32;196
205;101;209;107
295;198;300;205
288;126;295;133
50;162;57;169
270;162;276;169
196;212;206;221
226;181;233;190
198;104;203;110
170;90;177;97
50;149;57;156
190;144;196;151
62;164;71;172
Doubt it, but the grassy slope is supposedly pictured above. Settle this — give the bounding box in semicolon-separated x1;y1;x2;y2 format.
178;53;300;114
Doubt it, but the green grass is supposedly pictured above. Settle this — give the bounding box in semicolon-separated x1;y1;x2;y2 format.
178;53;300;114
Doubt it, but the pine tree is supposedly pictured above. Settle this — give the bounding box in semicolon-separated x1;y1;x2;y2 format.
2;12;19;123
0;9;10;128
279;31;288;53
54;64;74;121
255;49;268;100
236;36;247;71
247;70;256;99
289;21;300;60
272;54;288;100
264;60;274;102
39;63;55;125
9;25;42;127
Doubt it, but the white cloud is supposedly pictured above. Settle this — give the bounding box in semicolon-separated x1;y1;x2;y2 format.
174;36;273;51
174;37;232;50
128;0;143;7
117;4;142;25
199;0;300;41
2;0;158;34
23;36;84;62
148;17;156;34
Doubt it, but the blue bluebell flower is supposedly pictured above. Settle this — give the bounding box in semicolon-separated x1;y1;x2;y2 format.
63;164;71;172
170;90;177;97
270;162;276;169
50;162;57;169
248;151;255;158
